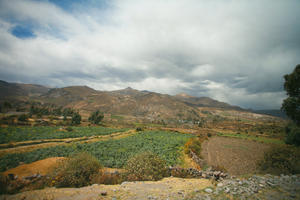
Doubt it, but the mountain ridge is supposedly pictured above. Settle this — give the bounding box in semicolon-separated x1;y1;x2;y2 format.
1;80;283;121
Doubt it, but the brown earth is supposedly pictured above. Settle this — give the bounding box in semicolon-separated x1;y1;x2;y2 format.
0;177;212;200
201;136;271;175
3;157;64;178
3;157;125;179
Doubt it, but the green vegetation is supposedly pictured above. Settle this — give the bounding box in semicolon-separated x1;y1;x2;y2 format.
125;152;168;181
285;123;300;146
88;110;104;125
51;152;102;188
0;131;193;171
17;114;28;122
71;112;81;125
281;64;300;126
0;126;127;144
217;132;284;144
281;65;300;146
259;145;300;175
184;137;205;158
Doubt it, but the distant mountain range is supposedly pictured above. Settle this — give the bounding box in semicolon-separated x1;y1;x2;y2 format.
0;80;284;120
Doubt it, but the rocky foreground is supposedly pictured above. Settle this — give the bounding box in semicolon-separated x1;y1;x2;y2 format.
1;174;299;200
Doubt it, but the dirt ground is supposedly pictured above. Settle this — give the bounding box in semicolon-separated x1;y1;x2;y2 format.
0;177;212;200
3;157;65;178
201;136;271;175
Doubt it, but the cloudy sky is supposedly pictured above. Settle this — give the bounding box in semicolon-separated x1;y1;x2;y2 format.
0;0;299;109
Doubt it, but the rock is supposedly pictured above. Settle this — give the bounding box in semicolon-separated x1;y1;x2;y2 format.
217;183;223;187
204;188;213;193
100;191;107;196
225;187;230;193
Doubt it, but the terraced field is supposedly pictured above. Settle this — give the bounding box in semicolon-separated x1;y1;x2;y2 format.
0;130;193;171
0;126;128;143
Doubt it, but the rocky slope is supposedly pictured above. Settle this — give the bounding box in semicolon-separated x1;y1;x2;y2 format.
1;174;299;200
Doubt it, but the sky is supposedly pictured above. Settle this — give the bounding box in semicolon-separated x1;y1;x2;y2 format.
0;0;299;110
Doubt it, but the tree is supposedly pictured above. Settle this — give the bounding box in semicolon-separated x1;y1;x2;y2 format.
71;112;81;125
88;110;104;125
281;65;300;146
281;65;300;125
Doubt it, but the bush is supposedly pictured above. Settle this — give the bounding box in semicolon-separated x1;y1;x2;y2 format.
259;145;300;175
18;114;28;122
51;152;102;187
125;152;167;181
0;173;8;194
285;123;300;146
65;127;73;132
71;112;81;125
91;172;124;185
184;137;205;157
88;110;104;125
136;127;143;132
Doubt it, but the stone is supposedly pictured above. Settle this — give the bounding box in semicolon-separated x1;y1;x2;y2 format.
100;191;107;196
217;183;223;187
204;188;213;193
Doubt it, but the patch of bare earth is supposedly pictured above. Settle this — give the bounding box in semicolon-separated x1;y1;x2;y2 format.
3;157;65;178
201;136;271;175
0;177;212;200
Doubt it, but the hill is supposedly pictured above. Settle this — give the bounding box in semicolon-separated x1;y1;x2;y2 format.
0;80;49;101
0;80;277;123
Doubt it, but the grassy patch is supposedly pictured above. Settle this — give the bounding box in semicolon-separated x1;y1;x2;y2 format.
0;131;193;172
217;132;284;144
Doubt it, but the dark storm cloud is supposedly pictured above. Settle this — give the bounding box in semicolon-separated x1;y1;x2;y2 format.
0;0;299;109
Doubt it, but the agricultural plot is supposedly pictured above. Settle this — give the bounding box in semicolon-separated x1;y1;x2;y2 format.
201;136;271;175
0;131;193;172
0;126;128;143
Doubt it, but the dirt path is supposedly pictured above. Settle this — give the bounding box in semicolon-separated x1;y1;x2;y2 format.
0;130;136;156
0;177;212;200
201;136;271;175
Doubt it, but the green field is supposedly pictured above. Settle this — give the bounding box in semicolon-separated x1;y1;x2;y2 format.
0;126;128;143
0;131;193;172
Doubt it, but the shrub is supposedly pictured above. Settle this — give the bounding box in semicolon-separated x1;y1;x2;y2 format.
184;137;205;157
65;127;73;132
51;152;102;187
136;127;143;132
285;123;300;146
0;173;8;194
125;152;167;181
18;114;28;122
91;172;124;185
259;145;300;175
71;112;81;125
88;110;104;125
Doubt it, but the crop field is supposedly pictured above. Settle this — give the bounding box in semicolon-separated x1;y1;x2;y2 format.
0;131;193;172
0;126;128;143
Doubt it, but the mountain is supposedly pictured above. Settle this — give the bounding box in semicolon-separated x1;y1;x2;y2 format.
0;80;50;101
174;93;244;110
1;80;274;123
252;109;287;119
